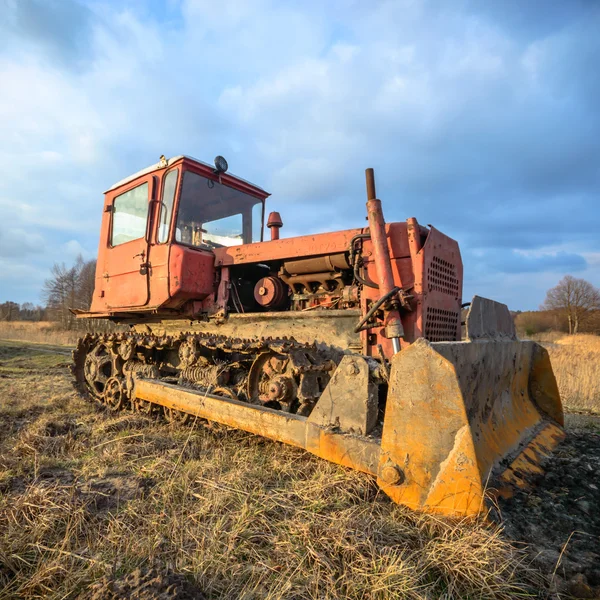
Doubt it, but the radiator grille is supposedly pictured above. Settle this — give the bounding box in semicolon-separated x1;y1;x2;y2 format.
424;307;460;342
428;256;459;296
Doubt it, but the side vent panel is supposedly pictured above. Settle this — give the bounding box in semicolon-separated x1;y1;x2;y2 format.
428;256;459;296
424;307;460;342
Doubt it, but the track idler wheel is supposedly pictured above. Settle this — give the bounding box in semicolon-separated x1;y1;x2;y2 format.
163;406;192;425
103;376;128;411
131;396;156;416
83;342;123;402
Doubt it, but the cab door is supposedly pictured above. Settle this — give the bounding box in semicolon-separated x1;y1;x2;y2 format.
105;175;156;308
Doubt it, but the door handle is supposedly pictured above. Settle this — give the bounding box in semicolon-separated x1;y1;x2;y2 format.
133;250;149;275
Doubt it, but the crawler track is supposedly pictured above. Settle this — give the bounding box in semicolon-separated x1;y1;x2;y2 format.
71;332;338;420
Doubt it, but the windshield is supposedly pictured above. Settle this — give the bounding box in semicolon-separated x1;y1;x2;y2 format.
175;170;263;248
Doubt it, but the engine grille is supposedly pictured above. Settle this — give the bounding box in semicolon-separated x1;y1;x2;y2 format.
428;256;459;296
424;307;460;342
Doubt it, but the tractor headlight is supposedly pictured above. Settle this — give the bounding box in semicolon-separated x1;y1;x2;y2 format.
214;155;228;174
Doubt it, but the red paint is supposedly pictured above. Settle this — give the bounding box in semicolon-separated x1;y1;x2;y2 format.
366;198;404;344
167;245;215;306
267;211;283;240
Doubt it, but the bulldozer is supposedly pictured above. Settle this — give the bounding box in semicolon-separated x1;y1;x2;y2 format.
72;154;565;517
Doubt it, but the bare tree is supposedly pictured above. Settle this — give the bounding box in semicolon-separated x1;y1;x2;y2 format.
42;262;78;329
42;255;97;330
542;275;600;334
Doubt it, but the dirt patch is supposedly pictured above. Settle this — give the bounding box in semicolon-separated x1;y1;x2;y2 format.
42;417;80;436
500;420;600;598
82;567;205;600
81;473;154;512
95;414;154;435
0;405;47;438
37;466;76;484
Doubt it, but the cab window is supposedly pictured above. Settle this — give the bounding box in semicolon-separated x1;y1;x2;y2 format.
252;202;263;242
175;170;262;249
158;169;178;243
201;214;243;247
111;183;149;246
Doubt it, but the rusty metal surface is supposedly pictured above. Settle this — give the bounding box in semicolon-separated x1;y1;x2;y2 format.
168;244;215;302
135;379;309;448
133;378;382;476
406;217;422;257
213;228;365;267
254;276;288;309
307;355;378;435
365;193;404;345
365;168;377;201
72;331;338;416
378;338;565;516
466;296;517;341
283;253;350;275
150;311;363;354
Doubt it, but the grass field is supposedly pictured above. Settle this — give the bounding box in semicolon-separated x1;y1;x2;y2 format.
1;331;599;598
0;322;82;346
543;334;600;414
0;340;545;599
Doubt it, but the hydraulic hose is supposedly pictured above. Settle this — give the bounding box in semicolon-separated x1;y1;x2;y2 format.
349;233;378;289
354;286;401;333
354;257;378;289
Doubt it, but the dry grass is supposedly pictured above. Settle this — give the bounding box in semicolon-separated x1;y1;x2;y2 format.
543;334;600;414
527;330;565;345
0;321;80;346
0;341;543;599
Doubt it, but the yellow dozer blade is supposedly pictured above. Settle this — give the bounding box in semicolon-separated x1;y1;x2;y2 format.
133;296;564;517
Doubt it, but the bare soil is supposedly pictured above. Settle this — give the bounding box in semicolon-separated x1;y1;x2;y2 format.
82;567;205;599
500;414;600;599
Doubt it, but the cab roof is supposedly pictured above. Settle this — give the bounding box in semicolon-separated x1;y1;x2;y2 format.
105;155;269;197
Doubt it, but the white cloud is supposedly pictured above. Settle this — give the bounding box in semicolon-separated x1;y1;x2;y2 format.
0;0;599;309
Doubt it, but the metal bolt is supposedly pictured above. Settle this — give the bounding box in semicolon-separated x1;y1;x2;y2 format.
268;382;281;398
380;464;405;486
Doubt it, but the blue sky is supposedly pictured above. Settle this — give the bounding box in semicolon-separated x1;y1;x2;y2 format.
1;0;599;310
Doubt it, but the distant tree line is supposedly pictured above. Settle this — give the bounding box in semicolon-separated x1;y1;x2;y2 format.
0;301;46;322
